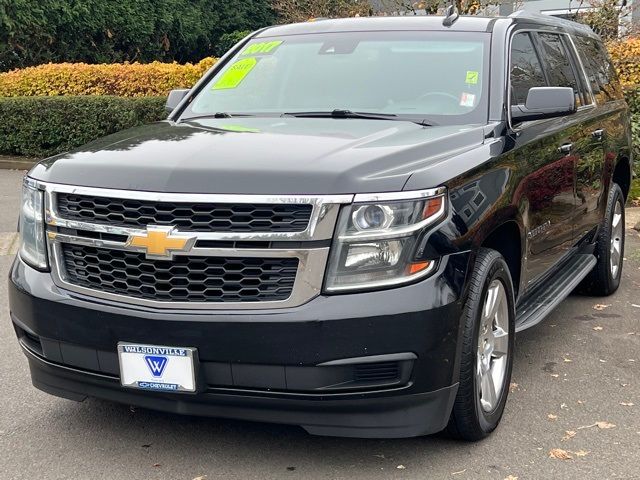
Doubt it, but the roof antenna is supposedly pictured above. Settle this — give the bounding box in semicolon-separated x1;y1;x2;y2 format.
442;3;459;27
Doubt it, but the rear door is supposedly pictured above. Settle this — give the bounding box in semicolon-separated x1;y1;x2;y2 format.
571;34;625;241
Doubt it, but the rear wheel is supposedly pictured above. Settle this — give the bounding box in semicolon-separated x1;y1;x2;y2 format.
447;248;515;441
579;183;625;296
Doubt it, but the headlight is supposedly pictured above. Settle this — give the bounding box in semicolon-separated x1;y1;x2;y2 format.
19;178;48;270
325;188;446;292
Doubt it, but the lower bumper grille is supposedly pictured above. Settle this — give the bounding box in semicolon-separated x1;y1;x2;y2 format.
61;244;298;303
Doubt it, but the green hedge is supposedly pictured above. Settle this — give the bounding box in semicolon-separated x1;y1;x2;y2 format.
0;96;166;157
0;0;274;72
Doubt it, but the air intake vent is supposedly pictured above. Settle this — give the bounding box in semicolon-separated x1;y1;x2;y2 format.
354;362;400;382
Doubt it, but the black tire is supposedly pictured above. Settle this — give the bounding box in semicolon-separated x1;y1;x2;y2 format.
446;248;516;441
578;183;625;296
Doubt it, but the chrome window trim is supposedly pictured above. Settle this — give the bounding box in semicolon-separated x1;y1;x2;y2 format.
34;180;350;310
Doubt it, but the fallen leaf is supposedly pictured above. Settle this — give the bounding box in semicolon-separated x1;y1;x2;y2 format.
548;414;558;420
577;400;584;404
563;357;573;363
549;448;573;460
578;421;616;430
573;450;590;457
563;430;577;440
620;402;634;407
593;304;611;311
509;382;519;393
152;463;161;468
593;326;603;331
397;465;406;470
596;421;616;429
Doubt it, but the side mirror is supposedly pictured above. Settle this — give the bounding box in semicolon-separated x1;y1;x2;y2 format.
165;89;191;113
511;87;576;123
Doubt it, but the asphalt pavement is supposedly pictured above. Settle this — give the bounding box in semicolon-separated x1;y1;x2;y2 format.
0;169;638;480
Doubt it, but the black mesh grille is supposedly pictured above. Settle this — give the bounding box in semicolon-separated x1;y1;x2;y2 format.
61;244;298;303
354;362;400;382
56;193;313;232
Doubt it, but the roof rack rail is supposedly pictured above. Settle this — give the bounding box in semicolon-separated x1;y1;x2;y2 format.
442;4;459;27
508;10;595;34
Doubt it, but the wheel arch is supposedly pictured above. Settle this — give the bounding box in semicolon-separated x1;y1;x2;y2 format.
473;214;525;298
612;154;633;201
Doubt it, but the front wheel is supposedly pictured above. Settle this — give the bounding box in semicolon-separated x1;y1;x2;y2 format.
447;248;515;441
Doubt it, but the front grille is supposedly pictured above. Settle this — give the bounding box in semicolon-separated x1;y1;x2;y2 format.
56;193;313;232
61;244;298;303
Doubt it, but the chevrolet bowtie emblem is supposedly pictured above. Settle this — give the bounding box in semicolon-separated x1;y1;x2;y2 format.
126;226;196;260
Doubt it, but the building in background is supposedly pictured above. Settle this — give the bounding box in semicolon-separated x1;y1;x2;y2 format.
372;1;636;36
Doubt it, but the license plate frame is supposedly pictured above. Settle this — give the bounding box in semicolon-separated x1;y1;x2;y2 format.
117;342;197;393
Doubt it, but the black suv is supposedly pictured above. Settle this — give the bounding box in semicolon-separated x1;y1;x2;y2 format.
9;11;633;440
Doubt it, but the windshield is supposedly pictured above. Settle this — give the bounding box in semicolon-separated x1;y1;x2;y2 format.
184;31;490;126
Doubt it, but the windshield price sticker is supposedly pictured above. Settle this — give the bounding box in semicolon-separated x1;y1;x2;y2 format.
212;57;258;90
465;70;479;85
241;40;283;56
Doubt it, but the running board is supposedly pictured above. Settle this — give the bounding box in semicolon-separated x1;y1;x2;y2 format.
515;254;597;332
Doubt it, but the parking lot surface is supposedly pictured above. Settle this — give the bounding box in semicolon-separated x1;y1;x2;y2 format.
1;170;639;479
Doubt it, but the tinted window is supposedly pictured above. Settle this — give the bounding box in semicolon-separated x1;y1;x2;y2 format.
573;35;622;103
510;32;546;105
535;33;584;106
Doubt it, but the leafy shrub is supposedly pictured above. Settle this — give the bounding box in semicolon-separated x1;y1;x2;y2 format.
0;0;274;72
0;96;166;157
214;31;252;57
607;39;640;87
622;86;640;177
0;58;216;97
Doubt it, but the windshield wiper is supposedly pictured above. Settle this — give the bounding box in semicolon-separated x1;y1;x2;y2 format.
282;109;398;121
282;109;435;126
180;112;255;122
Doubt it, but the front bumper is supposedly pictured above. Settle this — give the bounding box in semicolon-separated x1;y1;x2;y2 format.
9;251;470;438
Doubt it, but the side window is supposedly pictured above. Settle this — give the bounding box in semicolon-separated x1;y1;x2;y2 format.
574;35;622;103
535;33;584;107
510;32;547;105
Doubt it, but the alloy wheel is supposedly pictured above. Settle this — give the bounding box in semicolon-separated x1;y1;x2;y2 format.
610;199;623;278
477;279;509;413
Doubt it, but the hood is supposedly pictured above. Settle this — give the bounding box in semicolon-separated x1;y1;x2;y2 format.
30;118;486;194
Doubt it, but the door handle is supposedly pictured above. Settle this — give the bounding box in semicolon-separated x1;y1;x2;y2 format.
557;143;573;154
592;128;605;140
